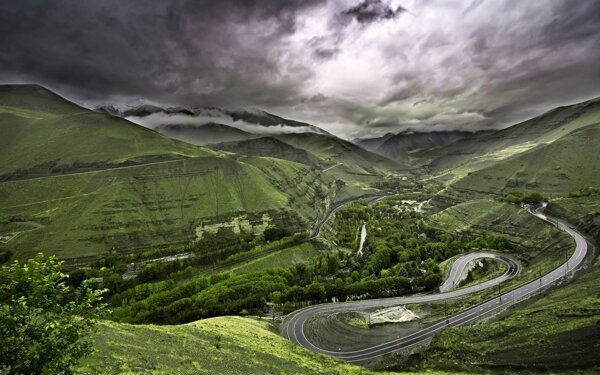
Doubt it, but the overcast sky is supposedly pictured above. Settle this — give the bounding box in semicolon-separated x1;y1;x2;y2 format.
1;0;599;138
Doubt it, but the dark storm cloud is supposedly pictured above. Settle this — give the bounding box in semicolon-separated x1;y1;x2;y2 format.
0;0;323;107
341;0;406;24
0;0;599;138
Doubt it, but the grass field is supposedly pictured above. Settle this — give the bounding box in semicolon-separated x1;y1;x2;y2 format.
78;317;384;375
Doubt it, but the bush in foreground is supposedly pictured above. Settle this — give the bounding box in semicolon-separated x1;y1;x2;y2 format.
0;253;106;374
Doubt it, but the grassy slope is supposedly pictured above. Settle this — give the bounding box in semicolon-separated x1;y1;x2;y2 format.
0;85;211;176
78;317;382;375
547;196;600;241
0;155;331;261
430;123;600;211
212;136;325;168
413;255;600;373
421;97;600;183
375;131;479;162
226;242;320;274
0;85;355;261
274;133;400;175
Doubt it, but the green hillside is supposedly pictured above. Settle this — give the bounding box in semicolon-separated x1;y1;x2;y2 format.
0;85;359;262
435;123;600;207
419;97;600;180
429;199;572;270
212;136;324;168
274;132;400;175
0;155;333;261
78;317;383;375
373;131;480;162
0;85;211;178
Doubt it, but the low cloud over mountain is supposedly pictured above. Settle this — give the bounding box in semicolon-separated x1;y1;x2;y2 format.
1;0;599;138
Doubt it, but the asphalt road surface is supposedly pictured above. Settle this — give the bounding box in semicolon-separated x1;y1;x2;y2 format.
282;204;590;363
439;252;518;293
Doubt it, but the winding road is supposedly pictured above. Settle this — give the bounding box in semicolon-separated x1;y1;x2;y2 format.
439;252;518;293
282;204;590;363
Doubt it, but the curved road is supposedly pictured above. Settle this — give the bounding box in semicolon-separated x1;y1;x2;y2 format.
282;204;590;363
439;252;518;293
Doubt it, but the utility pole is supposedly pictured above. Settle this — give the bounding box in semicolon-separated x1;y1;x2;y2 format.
497;283;501;302
444;301;449;325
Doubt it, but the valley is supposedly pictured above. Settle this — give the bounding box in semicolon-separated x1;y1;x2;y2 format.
1;85;599;374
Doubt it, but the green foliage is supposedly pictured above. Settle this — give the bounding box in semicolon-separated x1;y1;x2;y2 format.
0;253;106;374
0;249;12;264
569;185;600;198
263;226;291;242
110;197;509;325
112;269;290;324
504;191;545;204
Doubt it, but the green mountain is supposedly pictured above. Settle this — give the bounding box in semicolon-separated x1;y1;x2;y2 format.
424;98;600;209
357;131;483;162
419;97;600;180
274;132;400;176
212;136;324;168
0;154;334;261
0;85;346;261
0;85;210;179
435;123;600;208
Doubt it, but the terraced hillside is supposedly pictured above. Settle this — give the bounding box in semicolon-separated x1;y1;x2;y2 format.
0;154;335;261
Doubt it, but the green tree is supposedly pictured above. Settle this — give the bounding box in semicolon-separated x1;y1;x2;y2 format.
0;253;106;374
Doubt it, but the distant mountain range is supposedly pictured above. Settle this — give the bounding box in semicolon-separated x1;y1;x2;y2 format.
354;130;489;162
